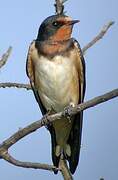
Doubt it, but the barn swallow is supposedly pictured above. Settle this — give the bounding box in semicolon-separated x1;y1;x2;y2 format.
26;14;86;174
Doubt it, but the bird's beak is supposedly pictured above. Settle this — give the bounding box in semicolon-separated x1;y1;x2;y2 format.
70;20;80;25
66;20;80;26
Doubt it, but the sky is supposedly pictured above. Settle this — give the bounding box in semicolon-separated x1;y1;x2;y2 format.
0;0;118;180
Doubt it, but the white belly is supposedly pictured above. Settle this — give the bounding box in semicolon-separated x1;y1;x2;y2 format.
34;55;79;112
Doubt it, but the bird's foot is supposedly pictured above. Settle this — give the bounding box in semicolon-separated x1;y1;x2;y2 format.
63;102;75;123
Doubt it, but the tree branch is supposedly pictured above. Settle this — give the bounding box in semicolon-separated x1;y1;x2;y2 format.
82;21;115;54
0;82;31;90
1;151;57;172
0;88;117;171
0;47;12;69
54;0;67;15
59;158;73;180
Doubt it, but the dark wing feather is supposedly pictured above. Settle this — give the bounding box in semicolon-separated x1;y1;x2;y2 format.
26;40;59;173
32;85;47;115
68;39;86;174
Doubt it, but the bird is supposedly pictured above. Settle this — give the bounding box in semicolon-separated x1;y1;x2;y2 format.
26;14;86;174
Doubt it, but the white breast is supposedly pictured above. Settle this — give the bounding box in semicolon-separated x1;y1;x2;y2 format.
34;55;79;112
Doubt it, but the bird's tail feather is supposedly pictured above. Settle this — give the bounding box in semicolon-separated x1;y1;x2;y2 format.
48;125;60;174
48;112;83;174
67;112;83;174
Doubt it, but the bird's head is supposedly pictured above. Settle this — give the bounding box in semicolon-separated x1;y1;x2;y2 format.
37;15;79;42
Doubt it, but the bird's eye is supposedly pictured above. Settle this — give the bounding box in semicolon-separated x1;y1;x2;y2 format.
52;21;59;27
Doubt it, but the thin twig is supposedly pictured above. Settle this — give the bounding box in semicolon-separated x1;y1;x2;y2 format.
54;0;67;14
1;151;57;172
0;47;12;69
0;82;31;90
82;21;115;54
0;88;117;171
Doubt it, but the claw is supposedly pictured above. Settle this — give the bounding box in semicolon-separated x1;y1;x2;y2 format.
63;102;75;123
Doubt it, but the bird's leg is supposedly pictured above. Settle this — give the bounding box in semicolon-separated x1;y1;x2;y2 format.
63;102;75;123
